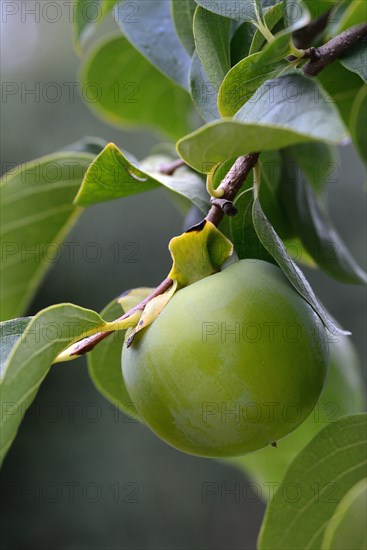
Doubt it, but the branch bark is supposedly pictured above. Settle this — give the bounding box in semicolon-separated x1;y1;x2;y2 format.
206;153;260;226
302;23;367;76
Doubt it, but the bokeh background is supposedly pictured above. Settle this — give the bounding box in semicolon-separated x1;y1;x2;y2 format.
1;3;366;549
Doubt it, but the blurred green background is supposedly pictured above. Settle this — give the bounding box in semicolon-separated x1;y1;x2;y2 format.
1;4;366;550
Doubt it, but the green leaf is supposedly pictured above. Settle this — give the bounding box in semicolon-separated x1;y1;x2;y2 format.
325;1;349;39
172;0;197;55
177;120;343;172
250;0;309;66
259;151;295;239
261;0;282;6
218;51;286;117
322;478;367;550
227;332;365;492
284;142;337;193
280;151;367;284
258;414;367;550
339;36;367;83
260;29;293;62
230;189;275;262
74;143;157;203
58;136;107;156
252;196;347;333
116;0;191;90
350;85;367;166
249;1;284;54
140;154;209;213
80;34;192;140
194;0;262;21
190;51;221;122
317;61;364;123
231;22;256;65
73;0;119;49
0;152;94;322
282;237;317;268
178;73;348;171
0;318;31;379
193;6;231;91
75;143;209;213
229;150;294;253
234;73;347;140
0;301;146;463
0;304;116;464
87;291;153;421
333;0;367;34
324;0;362;40
283;0;310;31
302;0;337;20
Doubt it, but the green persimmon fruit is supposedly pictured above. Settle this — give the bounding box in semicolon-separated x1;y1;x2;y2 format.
121;260;329;458
226;333;365;492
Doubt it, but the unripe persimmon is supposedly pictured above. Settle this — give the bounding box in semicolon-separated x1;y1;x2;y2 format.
122;260;329;457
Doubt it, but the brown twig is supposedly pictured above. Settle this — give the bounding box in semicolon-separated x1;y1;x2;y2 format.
302;23;367;76
158;159;185;175
206;153;260;225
